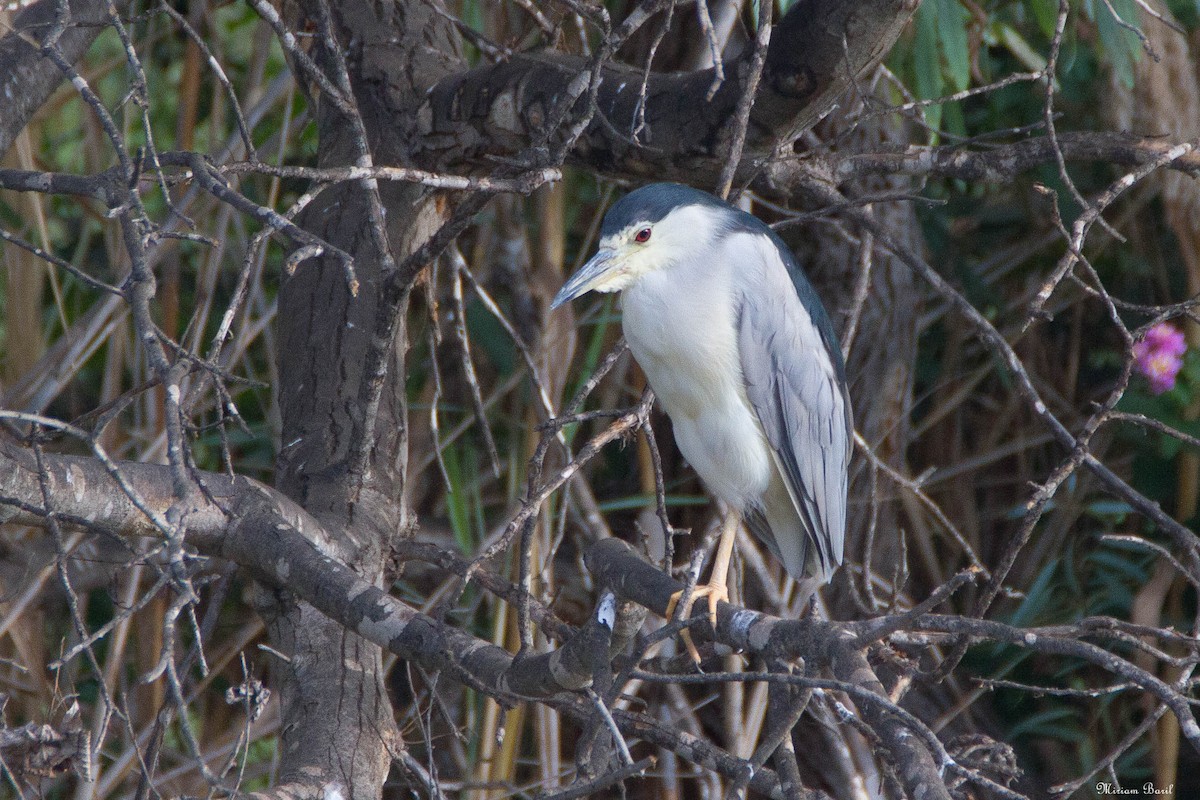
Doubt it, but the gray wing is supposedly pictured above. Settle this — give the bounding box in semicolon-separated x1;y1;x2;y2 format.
736;257;852;581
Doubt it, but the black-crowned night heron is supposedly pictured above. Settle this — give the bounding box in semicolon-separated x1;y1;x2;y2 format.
552;183;853;629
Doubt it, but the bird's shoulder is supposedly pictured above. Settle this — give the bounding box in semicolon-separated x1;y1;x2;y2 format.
719;227;848;387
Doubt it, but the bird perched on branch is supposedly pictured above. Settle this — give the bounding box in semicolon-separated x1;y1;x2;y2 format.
552;183;853;634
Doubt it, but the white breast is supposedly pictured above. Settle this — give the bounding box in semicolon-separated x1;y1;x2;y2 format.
621;257;773;509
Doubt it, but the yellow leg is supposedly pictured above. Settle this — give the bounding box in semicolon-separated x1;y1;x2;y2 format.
666;511;739;661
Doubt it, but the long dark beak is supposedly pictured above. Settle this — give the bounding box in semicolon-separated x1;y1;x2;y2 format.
551;249;618;310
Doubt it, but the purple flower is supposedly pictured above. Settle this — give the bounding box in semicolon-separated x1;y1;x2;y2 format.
1133;322;1187;395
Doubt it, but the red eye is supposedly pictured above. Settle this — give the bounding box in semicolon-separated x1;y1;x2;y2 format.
634;227;652;243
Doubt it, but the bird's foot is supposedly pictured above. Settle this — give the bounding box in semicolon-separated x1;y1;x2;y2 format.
665;582;728;627
665;582;729;663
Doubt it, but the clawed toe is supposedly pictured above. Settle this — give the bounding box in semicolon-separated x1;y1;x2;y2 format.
665;583;728;663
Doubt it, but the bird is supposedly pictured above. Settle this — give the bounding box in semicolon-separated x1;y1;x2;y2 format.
551;183;853;633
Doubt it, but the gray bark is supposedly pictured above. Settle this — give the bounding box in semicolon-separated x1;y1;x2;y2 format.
0;0;127;161
264;0;463;795
414;0;919;182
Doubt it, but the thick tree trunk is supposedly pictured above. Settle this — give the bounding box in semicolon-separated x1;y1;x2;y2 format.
264;1;462;795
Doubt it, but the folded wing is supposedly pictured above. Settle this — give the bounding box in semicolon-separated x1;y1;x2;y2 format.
735;238;852;581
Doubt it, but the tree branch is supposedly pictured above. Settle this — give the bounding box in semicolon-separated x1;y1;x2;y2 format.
0;439;803;794
412;0;919;181
821;131;1200;183
0;0;128;159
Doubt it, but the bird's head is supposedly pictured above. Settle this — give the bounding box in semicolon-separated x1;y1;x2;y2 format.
551;183;725;309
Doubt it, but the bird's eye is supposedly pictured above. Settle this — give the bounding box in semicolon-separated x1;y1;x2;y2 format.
634;227;652;243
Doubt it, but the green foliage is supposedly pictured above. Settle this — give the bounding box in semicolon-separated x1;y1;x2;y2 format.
1087;0;1143;88
935;0;972;94
903;0;971;134
442;442;488;554
1119;350;1200;452
976;535;1160;782
890;0;1147;136
1167;0;1200;27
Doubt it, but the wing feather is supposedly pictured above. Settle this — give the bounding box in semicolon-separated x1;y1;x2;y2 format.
735;237;852;581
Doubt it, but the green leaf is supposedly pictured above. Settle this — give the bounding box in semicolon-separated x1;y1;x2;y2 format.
1007;558;1060;628
442;445;476;553
1009;706;1080;739
1180;348;1200;389
1028;0;1061;38
935;0;971;92
1093;0;1143;88
1165;0;1200;28
913;0;945;132
1161;431;1183;460
995;22;1048;74
1084;499;1134;523
1087;549;1150;583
